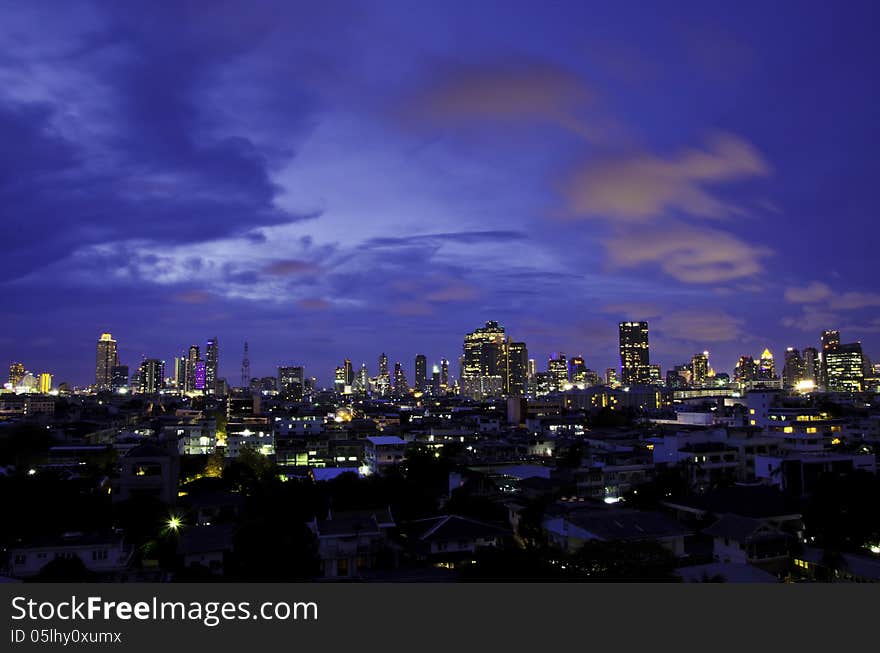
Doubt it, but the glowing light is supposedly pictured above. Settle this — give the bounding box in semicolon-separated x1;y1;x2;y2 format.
166;516;182;532
795;380;815;393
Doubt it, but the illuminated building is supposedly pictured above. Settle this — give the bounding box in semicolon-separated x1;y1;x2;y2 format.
8;362;25;388
205;338;219;395
548;354;568;391
618;321;651;384
759;348;776;380
95;332;118;391
111;365;129;393
605;367;619;387
431;365;441;395
194;361;206;391
393;361;409;395
377;353;390;396
820;329;840;389
802;347;819;386
825;341;864;392
355;363;369;394
570;356;587;387
691;352;709;388
782;347;804;389
440;358;449;390
334;365;346;393
734;356;758;385
185;345;200;393
461;321;506;398
504;340;529;396
174;357;187;391
414;354;427;393
278;366;305;400
38;372;52;394
666;364;689;389
343;358;354;387
137;358;165;394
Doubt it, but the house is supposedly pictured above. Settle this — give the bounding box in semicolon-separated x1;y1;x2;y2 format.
177;523;236;575
793;547;880;582
400;515;509;564
703;514;791;570
675;561;779;583
307;508;397;580
364;436;406;474
543;506;688;555
114;442;180;504
754;452;876;497
7;532;134;579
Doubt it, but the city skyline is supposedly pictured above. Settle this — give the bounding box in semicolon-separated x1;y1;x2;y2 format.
4;320;875;390
2;2;879;390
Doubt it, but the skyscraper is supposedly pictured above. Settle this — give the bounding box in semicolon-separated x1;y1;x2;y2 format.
504;340;529;396
393;361;409;395
618;321;650;385
825;341;864;392
820;330;841;389
205;338;219;395
802;347;820;386
461;321;506;397
414;354;427;393
343;358;354;387
95;333;118;390
440;358;449;390
185;345;200;393
691;352;709;388
782;347;804;389
111;365;129;393
758;348;776;380
570;356;587;387
38;372;52;394
8;362;24;388
548;354;568;391
138;358;165;394
278;365;305;400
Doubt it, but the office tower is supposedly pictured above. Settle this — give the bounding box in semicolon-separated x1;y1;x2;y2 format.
138;358;165;394
431;365;441;395
377;353;390;396
111;365;129;393
174;357;187;391
802;347;819;386
194;361;206;391
603;367;616;387
38;373;52;394
343;358;354;387
334;366;346;393
691;352;709;388
95;332;118;390
278;366;305;400
393;361;409;395
666;367;685;389
548;354;568;391
414;354;427;393
440;358;449;390
570;356;587;387
185;345;200;393
618;321;650;384
8;362;25;387
356;363;369;394
734;356;758;385
758;348;776;380
649;364;663;385
461;321;506;397
825;341;864;392
504;340;528;396
241;341;251;389
820;330;840;389
205;338;219;395
782;347;804;389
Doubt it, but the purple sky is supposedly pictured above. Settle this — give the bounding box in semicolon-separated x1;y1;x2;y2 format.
2;0;879;387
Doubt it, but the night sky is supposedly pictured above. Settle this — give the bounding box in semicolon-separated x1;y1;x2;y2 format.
2;1;878;386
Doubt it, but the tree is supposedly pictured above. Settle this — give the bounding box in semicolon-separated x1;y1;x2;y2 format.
568;539;681;582
33;556;96;582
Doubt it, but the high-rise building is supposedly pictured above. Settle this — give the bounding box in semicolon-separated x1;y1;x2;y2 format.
691;352;709;388
758;348;776;380
137;358;165;394
605;367;619;387
174;357;187;392
569;356;587;387
825;341;864;392
185;345;200;393
440;358;449;390
548;354;568;391
194;361;206;391
241;341;251;389
461;321;506;397
504;340;529;396
431;365;441;395
782;347;804;389
802;347;820;386
393;361;409;395
619;321;650;384
414;354;427;393
343;358;354;387
356;363;369;395
377;353;390;396
820;330;841;389
734;356;758;386
111;365;129;393
334;366;346;394
278;366;305;400
38;372;52;394
8;362;25;388
205;338;219;395
95;333;118;390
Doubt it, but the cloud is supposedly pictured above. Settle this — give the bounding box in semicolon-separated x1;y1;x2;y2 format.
298;297;331;311
405;61;603;140
656;309;747;344
602;222;771;283
785;281;880;309
564;133;771;222
173;290;214;304
265;259;321;276
365;230;527;249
